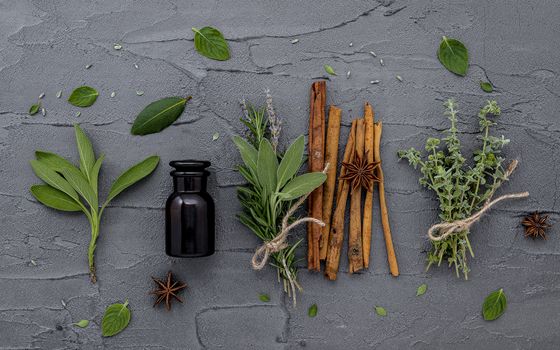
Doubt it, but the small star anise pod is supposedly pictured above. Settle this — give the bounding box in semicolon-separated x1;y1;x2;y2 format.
341;151;380;192
150;271;187;311
521;212;551;239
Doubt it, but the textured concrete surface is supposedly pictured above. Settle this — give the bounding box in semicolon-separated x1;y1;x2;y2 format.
1;0;559;349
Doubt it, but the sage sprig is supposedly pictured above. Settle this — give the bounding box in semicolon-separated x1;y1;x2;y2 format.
30;125;159;283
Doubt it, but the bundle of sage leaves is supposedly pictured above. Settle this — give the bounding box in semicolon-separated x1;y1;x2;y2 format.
233;94;326;304
30;125;159;283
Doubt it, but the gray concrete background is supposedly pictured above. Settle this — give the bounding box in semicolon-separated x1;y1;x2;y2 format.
1;0;559;349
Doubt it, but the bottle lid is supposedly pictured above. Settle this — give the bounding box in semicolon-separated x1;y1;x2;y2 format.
170;160;211;176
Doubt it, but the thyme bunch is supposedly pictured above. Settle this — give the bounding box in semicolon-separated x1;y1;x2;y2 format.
398;99;511;279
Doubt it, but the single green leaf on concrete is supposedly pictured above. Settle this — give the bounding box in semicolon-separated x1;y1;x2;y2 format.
104;156;159;206
30;185;82;212
416;283;427;296
480;81;494;93
482;288;507;321
102;301;131;337
192;26;230;61
375;306;387;317
437;36;469;76
259;293;270;302
74;320;89;328
29;104;40;116
131;97;191;135
324;64;337;76
308;304;318;317
68;86;98;107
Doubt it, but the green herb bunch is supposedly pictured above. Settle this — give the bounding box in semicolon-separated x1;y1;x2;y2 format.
29;125;159;283
398;99;511;279
233;97;326;303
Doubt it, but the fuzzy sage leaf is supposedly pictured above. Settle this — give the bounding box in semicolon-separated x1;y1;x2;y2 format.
68;86;98;107
482;288;507;321
101;300;131;337
131;96;191;135
279;172;327;201
30;185;82;212
437;36;468;76
192;26;230;61
276;135;304;189
74;125;96;182
256;139;278;194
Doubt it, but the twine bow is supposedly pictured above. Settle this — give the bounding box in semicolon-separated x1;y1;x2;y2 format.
428;160;529;242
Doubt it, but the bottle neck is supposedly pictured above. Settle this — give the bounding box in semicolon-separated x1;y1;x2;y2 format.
173;176;207;192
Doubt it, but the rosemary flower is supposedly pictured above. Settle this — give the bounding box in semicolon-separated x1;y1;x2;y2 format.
265;89;282;152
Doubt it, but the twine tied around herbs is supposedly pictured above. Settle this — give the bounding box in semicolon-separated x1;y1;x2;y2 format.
427;160;529;242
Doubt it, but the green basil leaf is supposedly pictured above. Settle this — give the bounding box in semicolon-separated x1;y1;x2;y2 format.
480;81;493;93
30;185;82;212
375;306;387;317
324;64;337;76
74;319;89;328
74;125;96;182
90;154;105;195
233;136;258;173
131;97;190;135
482;288;507;321
192;26;230;61
101;301;131;337
259;293;270;302
104;156;159;205
308;304;318;317
68;86;98;107
30;160;79;202
416;283;427;296
29;104;40;116
35;150;76;172
256;139;278;194
437;36;468;76
278;172;326;201
60;166;98;209
276;135;304;189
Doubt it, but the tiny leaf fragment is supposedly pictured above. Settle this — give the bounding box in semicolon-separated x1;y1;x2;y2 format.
480;81;494;93
416;283;427;296
324;64;336;76
308;304;318;317
375;306;387;316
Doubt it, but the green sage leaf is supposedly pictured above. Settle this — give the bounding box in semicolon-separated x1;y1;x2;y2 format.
277;135;304;189
104;156;159;206
35;150;76;172
437;36;468;76
259;293;270;302
256;139;278;194
101;300;131;337
30;160;79;202
480;81;493;93
30;185;82;212
60;166;98;209
375;306;387;317
308;304;318;317
279;172;326;201
324;64;336;76
74;319;89;328
74;125;96;182
90;154;105;195
29;104;40;116
192;26;230;61
131;97;190;135
68;86;98;107
233;136;258;173
482;288;507;321
416;283;427;296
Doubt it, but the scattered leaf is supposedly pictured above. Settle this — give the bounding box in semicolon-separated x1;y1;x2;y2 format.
437;36;469;76
113;43;122;50
29;104;40;116
131;96;191;135
308;304;318;317
192;26;230;61
375;306;387;316
74;320;89;328
482;288;507;321
68;86;98;107
212;132;220;141
480;81;493;93
324;64;336;76
102;300;131;337
259;293;270;302
416;283;427;296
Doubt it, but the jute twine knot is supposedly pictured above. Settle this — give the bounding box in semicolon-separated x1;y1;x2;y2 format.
428;160;529;242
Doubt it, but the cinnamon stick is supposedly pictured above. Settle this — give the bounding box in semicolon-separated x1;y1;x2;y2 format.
373;121;399;276
308;81;326;271
362;103;375;268
320;106;342;260
348;119;364;273
325;120;356;280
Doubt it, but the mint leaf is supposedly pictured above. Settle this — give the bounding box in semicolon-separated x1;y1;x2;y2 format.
102;300;131;337
482;288;507;321
480;81;493;93
437;36;468;76
68;86;98;107
192;27;230;61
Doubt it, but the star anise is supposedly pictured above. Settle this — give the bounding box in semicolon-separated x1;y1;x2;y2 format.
521;212;551;239
150;271;187;311
340;151;380;192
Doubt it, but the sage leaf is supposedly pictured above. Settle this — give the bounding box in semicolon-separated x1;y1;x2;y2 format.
192;26;230;61
74;319;89;328
276;135;304;189
279;172;326;201
324;64;337;76
482;288;507;321
256;139;278;194
437;36;468;76
68;86;98;107
375;306;387;317
90;154;105;195
30;160;79;202
104;156;159;206
416;283;427;296
131;96;191;135
60;166;98;209
233;136;258;173
30;185;82;212
101;300;131;337
259;293;270;302
308;304;318;317
29;104;40;116
35;150;76;172
480;81;493;93
74;125;96;182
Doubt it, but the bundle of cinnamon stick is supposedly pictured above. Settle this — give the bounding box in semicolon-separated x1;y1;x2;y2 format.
307;81;399;279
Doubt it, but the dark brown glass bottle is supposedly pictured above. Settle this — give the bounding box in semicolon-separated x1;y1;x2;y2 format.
166;160;215;257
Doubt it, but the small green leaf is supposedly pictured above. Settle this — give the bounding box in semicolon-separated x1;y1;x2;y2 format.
256;139;278;194
324;64;337;76
437;36;468;76
30;185;82;212
375;306;387;317
279;172;326;201
74;125;96;182
233;136;258;173
104;156;159;206
259;293;270;302
101;300;131;337
131;96;191;135
482;288;507;321
30;160;79;202
35;150;76;172
276;135;304;189
480;81;493;93
74;319;89;328
192;26;230;61
308;304;318;317
212;132;220;141
29;104;40;116
416;283;427;296
68;86;98;107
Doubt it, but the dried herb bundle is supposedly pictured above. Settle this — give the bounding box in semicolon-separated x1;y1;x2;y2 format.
399;99;515;279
